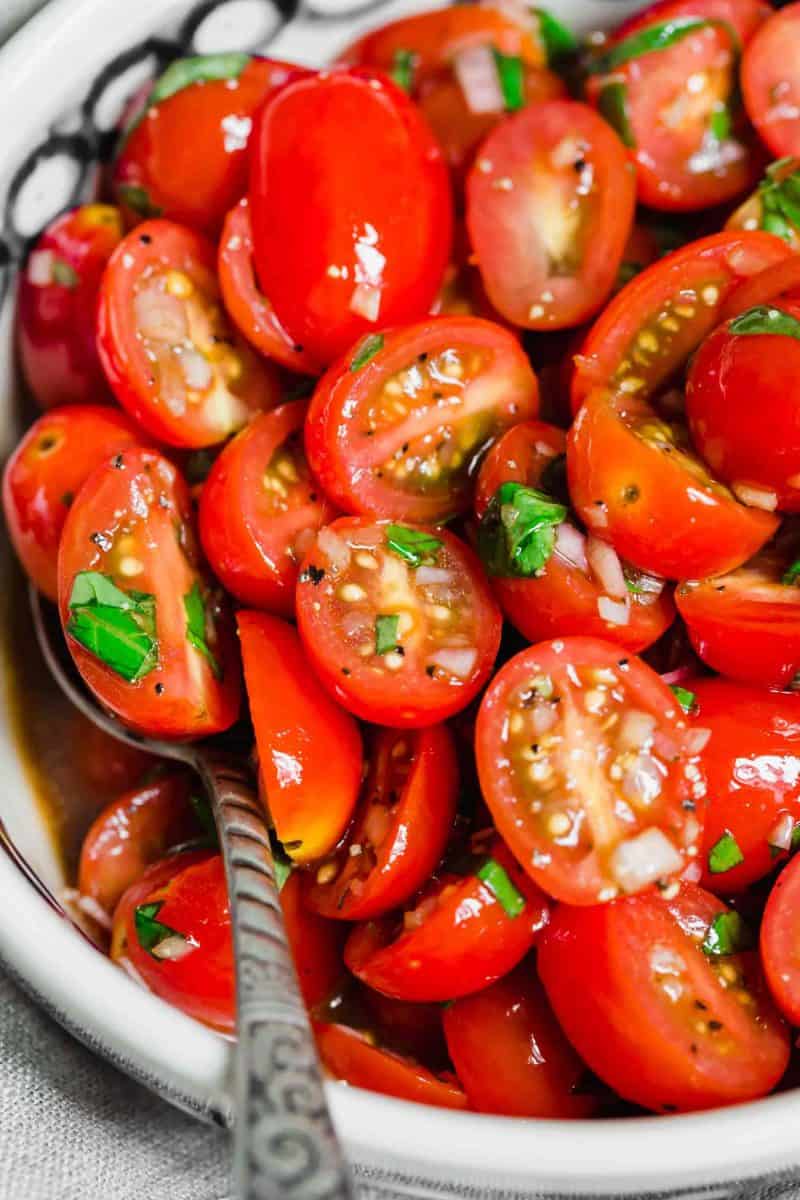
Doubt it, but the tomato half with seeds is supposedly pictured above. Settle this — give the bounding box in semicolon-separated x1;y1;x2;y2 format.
279;872;346;1010
306;725;458;920
466;101;635;330
58;448;241;739
314;1022;467;1110
443;961;597;1117
198;402;337;615
295;517;502;727
237;611;362;863
760;853;800;1025
538;884;790;1113
476;638;703;906
305;317;538;523
570;231;792;412
112;55;298;237
16;204;125;410
2;405;141;599
742;3;800;161
97;219;281;448
567;388;778;580
344;838;549;1002
249;68;452;367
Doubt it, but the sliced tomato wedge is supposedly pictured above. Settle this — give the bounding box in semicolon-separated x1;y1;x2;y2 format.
720;254;800;318
97;219;281;448
305;316;539;524
295;517;502;727
742;3;800;161
279;872;346;1011
761;852;800;1025
538;883;790;1113
466;100;635;329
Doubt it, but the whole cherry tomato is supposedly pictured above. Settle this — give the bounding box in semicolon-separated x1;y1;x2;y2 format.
742;3;800;161
278;872;346;1011
760;852;800;1025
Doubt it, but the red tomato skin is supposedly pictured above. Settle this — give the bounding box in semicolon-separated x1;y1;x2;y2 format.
314;1022;468;1110
612;0;768;43
237;611;362;863
473;419;566;520
16;204;125;410
538;885;790;1113
2;405;141;599
344;840;550;1003
443;962;597;1117
761;853;800;1025
96;219;281;448
676;593;800;690
742;4;800;160
304;316;539;523
112;58;299;237
306;724;458;921
689;679;800;893
279;872;346;1011
249;68;452;366
721;255;800;321
198;402;337;615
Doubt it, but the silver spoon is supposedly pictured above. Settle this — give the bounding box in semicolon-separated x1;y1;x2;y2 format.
29;583;355;1200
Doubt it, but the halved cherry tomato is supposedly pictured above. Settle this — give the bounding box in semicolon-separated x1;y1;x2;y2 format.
78;772;201;917
16;204;124;409
538;883;790;1113
304;316;539;523
570;231;792;412
58;448;241;739
249;68;452;366
359;991;449;1067
314;1022;467;1110
198;402;337;615
442;961;597;1117
742;3;800;161
466;101;635;329
720;254;800;319
611;0;768;44
344;838;549;1002
97;219;281;448
473;418;566;520
279;871;346;1010
218;199;321;375
476;637;703;906
2;405;141;599
306;725;458;920
760;852;800;1025
685;678;800;893
237;611;362;862
112;56;299;237
726;158;800;250
687;301;800;511
111;851;234;1032
295;517;502;727
675;537;800;688
567;388;779;580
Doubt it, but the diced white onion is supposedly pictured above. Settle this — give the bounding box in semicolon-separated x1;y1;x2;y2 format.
681;814;702;849
731;482;779;511
349;283;381;322
610;829;684;894
653;729;680;761
178;346;213;390
453;45;505;114
151;935;193;961
618;709;657;751
661;665;695;687
682;859;702;883
684;727;711;755
134;287;188;342
76;894;112;931
530;703;558;737
597;595;630;625
317;526;351;572
554;522;588;572
429;647;478;679
587;535;627;598
27;248;54;285
769;811;794;851
416;565;454;585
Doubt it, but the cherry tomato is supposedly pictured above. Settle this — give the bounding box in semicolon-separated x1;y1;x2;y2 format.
613;223;662;293
2;405;141;599
198;402;337;615
760;853;800;1025
111;851;234;1032
726;158;800;251
58;448;241;739
742;3;800;161
359;991;449;1067
442;961;597;1117
473;418;566;520
304;316;539;523
112;56;298;237
97;219;281;448
71;717;157;796
249;68;452;366
279;872;346;1010
570;231;792;412
720;254;800;319
675;537;800;688
567;388;779;580
538;883;790;1112
476;637;702;906
78;772;201;917
237;611;362;863
466;101;635;329
295;517;502;727
306;725;458;920
314;1022;467;1110
16;204;124;409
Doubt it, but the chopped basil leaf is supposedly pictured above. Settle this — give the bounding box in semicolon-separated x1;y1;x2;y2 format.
67;571;158;682
534;8;577;62
271;840;293;891
728;305;800;341
385;524;442;567
597;82;636;148
390;48;415;92
708;830;745;875
184;582;221;679
350;333;384;372
189;793;218;847
670;685;696;714
134;901;186;957
477;858;525;918
709;104;731;143
702;910;754;957
117;185;163;219
591;18;711;74
51;258;78;288
477;482;567;578
492;50;525;111
149;53;251;108
783;559;800;586
375;613;400;656
758;160;800;243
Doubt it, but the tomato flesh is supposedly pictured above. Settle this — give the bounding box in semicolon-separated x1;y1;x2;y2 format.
761;852;800;1025
279;872;346;1011
742;4;800;161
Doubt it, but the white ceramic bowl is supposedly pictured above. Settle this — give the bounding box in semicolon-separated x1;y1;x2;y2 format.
2;2;800;1195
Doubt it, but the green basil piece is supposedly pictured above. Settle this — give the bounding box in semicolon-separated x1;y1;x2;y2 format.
591;17;711;75
51;258;78;288
375;613;401;656
783;559;800;586
597;82;636;148
709;104;731;143
385;524;442;567
708;830;745;875
702;910;754;957
350;333;384;372
477;482;567;578
67;571;158;682
184;582;221;679
148;52;251;108
117;184;163;219
134;901;187;957
728;305;800;341
390;48;416;92
534;8;577;62
492;50;525;111
272;846;293;892
477;858;525;918
670;685;696;714
758;161;800;242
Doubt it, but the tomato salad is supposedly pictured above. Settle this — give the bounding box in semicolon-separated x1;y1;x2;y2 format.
7;0;800;1120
